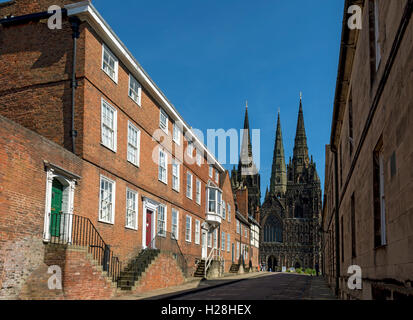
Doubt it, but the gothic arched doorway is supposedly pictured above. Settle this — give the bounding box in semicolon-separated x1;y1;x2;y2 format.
267;256;277;271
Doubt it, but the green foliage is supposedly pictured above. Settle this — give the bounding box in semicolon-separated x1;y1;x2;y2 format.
295;268;303;274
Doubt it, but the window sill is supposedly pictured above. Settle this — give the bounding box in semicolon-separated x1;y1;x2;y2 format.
98;219;114;226
125;226;138;231
102;68;118;84
172;187;180;193
160;127;169;135
158;179;168;186
101;143;117;154
157;233;167;238
374;244;387;250
127;160;140;168
128;95;142;107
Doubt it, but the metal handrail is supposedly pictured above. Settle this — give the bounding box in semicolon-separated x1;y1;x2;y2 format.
147;231;189;277
205;247;224;278
47;212;122;282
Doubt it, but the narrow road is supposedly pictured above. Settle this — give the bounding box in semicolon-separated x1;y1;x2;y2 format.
169;273;335;300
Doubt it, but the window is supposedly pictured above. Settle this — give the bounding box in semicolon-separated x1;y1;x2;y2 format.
207;185;222;215
195;220;200;245
172;160;180;192
236;220;240;234
102;44;118;82
185;215;192;242
158;148;168;184
209;166;213;178
351;193;356;258
208;231;212;248
213;229;218;249
101;99;117;151
348;91;354;157
245;228;248;238
215;171;219;183
222;201;226;219
369;0;381;78
341;216;345;262
196;149;202;166
236;242;240;259
373;0;381;70
373;137;386;247
127;122;140;166
125;189;138;230
196;179;201;205
227;234;230;252
129;74;141;105
99;176;115;224
186;172;193;199
228;204;231;222
221;232;225;251
187;140;194;158
172;209;179;240
157;204;167;237
159;109;168;133
173;122;182;145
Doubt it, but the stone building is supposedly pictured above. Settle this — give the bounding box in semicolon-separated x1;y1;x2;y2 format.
0;0;243;299
323;0;413;300
260;97;322;271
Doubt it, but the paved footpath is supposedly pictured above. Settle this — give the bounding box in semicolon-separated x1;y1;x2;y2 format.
115;272;336;300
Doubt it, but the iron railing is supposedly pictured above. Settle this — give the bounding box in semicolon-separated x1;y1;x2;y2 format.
205;247;224;278
47;212;122;282
147;231;189;277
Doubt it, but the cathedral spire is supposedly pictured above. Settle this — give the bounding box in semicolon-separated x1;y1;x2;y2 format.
239;102;255;176
292;93;310;175
269;111;287;196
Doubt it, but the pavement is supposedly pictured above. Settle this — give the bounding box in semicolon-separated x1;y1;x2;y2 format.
113;272;336;300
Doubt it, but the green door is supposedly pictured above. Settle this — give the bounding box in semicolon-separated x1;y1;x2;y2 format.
50;179;63;237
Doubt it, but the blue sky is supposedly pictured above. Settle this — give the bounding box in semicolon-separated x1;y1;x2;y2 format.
94;0;344;201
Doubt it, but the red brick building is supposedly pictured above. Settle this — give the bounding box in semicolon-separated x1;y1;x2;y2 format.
0;0;259;299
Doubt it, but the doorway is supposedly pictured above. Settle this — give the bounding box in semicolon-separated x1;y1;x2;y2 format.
50;179;64;237
267;256;277;271
201;230;207;259
146;209;153;248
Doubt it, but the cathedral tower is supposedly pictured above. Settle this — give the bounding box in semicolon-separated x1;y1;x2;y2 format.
269;111;287;197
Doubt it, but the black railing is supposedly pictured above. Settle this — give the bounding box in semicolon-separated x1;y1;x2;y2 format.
147;231;189;277
47;212;122;282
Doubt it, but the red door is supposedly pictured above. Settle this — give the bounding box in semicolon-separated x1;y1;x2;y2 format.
146;210;153;248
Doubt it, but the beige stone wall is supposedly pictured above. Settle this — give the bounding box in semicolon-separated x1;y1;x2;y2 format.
323;0;413;300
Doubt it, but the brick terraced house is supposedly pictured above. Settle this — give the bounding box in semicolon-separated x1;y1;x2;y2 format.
0;0;259;299
323;0;413;300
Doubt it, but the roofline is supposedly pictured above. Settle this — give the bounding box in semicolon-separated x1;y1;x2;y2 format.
65;1;225;172
329;0;363;148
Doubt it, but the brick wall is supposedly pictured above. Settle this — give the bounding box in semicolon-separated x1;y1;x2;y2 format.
0;0;83;17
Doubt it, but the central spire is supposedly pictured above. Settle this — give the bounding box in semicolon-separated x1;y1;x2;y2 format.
239;101;255;175
292;93;310;173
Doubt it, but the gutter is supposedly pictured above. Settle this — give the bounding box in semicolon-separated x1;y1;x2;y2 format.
0;9;68;26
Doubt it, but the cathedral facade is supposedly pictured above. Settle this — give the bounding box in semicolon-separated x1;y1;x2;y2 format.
260;96;322;271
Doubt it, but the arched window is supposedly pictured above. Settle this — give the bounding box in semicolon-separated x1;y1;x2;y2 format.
264;216;283;243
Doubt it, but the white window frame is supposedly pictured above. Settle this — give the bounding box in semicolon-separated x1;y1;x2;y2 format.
185;215;192;242
186;172;193;200
227;234;230;252
237;242;240;259
187;140;194;158
221;231;225;251
157;204;167;237
158;148;168;185
129;74;142;106
159;108;168;134
172;160;180;192
127;121;140;167
171;209;179;240
209;166;213;178
215;171;219;184
173;122;182;145
208;231;212;248
228;204;231;222
207;185;223;215
196;149;202;166
101;99;117;152
125;188;138;230
236;220;240;234
196;179;201;205
195;220;200;245
99;175;116;224
222;200;226;220
213;229;218;249
102;44;118;83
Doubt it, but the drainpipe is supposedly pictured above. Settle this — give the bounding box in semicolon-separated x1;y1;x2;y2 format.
69;17;80;154
331;146;340;297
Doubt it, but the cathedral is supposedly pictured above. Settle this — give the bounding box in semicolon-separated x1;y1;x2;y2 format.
260;95;322;271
